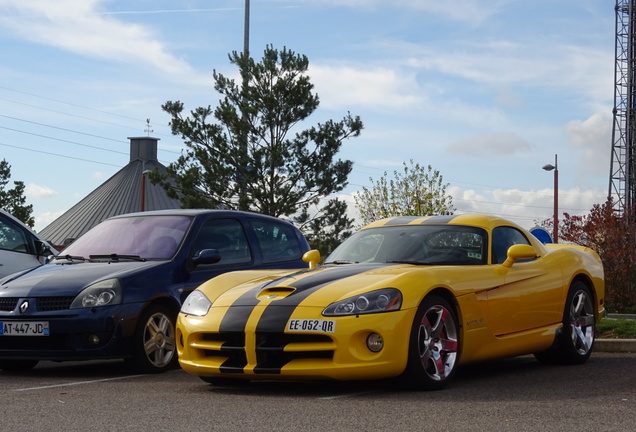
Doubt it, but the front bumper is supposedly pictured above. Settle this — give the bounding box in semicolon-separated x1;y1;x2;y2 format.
177;306;416;381
0;303;143;361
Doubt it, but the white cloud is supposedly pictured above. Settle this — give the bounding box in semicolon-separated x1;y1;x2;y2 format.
447;132;532;156
34;210;64;233
565;112;612;176
25;183;57;198
450;185;606;230
309;63;422;110
0;0;196;79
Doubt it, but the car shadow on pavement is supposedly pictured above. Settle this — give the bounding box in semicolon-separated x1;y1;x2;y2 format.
0;359;135;379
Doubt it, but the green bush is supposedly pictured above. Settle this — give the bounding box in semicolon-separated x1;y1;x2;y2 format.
597;318;636;338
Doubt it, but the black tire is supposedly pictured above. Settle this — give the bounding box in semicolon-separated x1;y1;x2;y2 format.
401;294;460;390
535;281;596;365
128;305;178;373
0;360;39;371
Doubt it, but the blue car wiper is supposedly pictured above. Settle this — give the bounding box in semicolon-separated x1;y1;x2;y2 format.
54;254;87;262
89;254;146;262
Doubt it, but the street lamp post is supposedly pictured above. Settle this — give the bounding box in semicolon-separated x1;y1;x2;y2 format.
542;154;558;243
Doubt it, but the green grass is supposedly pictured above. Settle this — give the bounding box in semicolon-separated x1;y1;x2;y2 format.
597;318;636;339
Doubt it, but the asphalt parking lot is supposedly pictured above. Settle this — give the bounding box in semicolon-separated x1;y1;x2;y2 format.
1;352;635;432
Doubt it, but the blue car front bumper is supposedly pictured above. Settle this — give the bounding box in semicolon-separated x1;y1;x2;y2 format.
0;302;144;361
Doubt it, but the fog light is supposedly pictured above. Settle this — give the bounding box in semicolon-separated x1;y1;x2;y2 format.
366;333;384;352
87;334;101;346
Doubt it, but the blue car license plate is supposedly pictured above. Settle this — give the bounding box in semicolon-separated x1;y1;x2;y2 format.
0;321;49;336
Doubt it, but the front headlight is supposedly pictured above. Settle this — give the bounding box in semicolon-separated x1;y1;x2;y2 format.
70;279;122;309
323;288;402;316
181;290;212;316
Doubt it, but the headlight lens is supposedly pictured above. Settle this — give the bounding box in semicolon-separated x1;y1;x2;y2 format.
181;290;212;316
323;288;402;316
70;279;122;309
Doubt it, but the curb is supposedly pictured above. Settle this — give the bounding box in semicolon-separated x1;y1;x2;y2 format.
595;339;636;353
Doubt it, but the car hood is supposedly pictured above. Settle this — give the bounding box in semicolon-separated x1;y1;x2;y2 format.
0;260;168;297
203;263;422;307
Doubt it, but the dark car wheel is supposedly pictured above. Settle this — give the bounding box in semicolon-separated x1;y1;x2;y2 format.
128;305;178;373
0;360;39;371
402;294;460;390
535;281;596;365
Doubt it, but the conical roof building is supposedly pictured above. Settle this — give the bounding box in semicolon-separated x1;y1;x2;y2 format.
40;137;182;247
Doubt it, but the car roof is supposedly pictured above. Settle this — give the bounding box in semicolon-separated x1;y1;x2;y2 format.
0;208;44;237
361;214;524;232
108;209;298;225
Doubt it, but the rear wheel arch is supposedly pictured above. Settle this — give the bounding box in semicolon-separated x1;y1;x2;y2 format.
534;279;596;365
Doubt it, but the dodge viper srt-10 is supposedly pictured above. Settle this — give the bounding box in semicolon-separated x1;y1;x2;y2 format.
176;214;604;390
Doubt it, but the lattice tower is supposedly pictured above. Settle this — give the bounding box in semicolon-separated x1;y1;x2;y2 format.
610;0;636;217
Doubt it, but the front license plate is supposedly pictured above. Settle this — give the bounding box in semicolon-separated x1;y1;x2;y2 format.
287;319;336;333
0;321;50;336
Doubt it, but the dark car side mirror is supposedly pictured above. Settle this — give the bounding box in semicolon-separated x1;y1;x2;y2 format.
35;240;56;263
191;249;222;267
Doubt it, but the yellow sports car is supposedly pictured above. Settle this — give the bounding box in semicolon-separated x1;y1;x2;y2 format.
176;214;604;390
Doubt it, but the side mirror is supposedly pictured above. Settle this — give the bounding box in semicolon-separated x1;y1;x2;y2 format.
501;244;537;269
191;249;222;267
302;249;321;269
35;240;51;255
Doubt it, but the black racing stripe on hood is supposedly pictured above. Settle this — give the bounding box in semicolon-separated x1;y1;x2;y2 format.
269;264;387;292
252;264;387;373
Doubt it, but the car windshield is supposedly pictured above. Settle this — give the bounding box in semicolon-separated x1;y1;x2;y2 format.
325;224;488;265
61;215;192;260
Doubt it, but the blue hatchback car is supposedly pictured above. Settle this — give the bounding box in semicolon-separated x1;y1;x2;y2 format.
0;209;311;372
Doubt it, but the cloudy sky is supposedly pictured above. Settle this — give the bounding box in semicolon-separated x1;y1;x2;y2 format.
0;0;614;232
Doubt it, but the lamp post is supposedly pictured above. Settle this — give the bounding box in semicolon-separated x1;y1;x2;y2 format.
542;154;558;243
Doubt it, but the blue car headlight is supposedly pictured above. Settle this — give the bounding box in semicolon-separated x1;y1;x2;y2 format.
323;288;402;316
181;290;212;316
70;279;123;309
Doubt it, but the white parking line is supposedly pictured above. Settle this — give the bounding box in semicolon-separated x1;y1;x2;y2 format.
12;374;145;392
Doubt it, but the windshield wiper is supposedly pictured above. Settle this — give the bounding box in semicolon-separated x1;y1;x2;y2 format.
385;260;428;265
89;254;146;262
54;254;87;262
324;260;359;265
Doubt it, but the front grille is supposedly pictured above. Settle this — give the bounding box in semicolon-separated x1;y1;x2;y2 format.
202;332;247;370
0;297;75;313
37;297;75;311
0;298;19;312
199;331;334;373
254;333;334;373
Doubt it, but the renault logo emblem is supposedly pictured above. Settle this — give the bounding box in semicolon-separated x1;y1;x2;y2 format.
19;300;29;314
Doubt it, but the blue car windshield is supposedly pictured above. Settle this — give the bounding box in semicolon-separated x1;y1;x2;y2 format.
61;215;192;260
325;225;488;265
